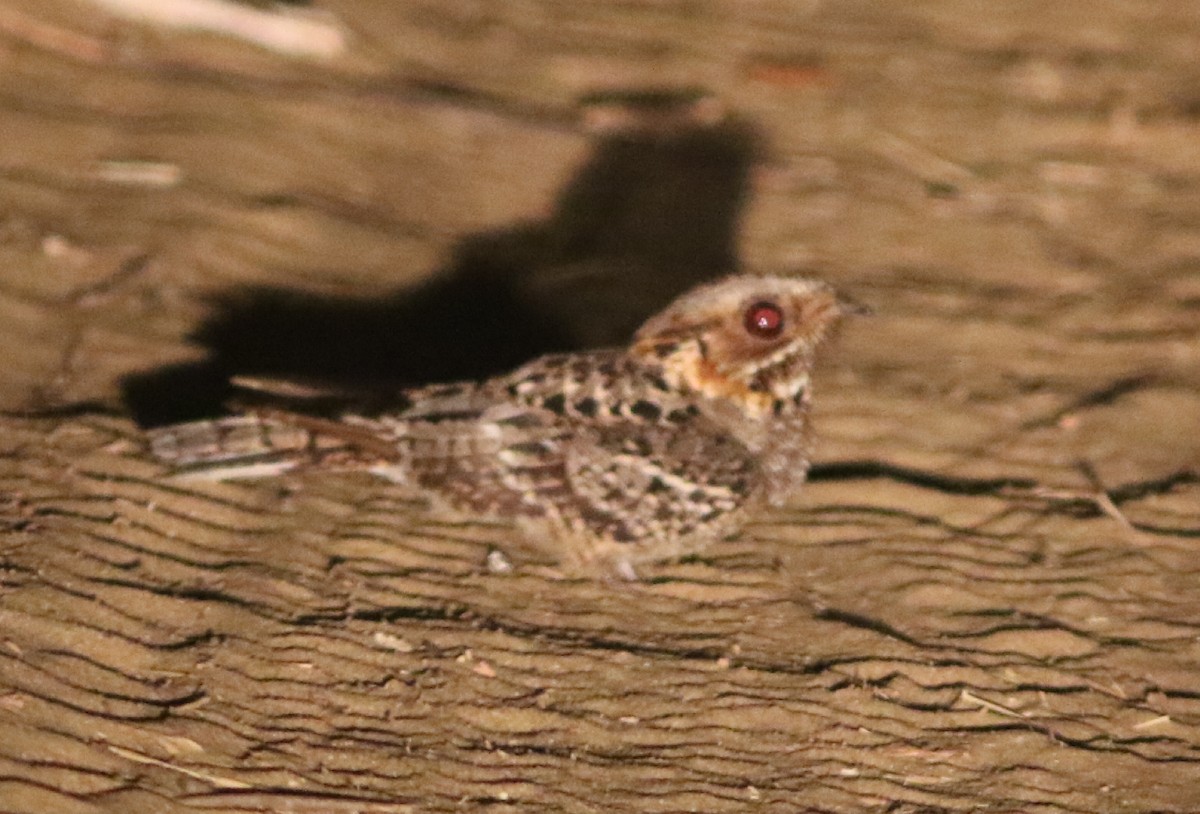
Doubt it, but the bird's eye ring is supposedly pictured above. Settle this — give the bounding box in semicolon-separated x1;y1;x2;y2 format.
743;301;784;339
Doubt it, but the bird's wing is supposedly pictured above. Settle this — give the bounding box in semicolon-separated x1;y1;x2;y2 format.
554;417;759;560
367;399;577;521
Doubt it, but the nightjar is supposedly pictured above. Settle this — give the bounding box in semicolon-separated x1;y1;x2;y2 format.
148;275;861;576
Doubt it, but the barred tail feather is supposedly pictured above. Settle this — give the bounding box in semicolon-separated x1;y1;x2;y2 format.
148;415;337;481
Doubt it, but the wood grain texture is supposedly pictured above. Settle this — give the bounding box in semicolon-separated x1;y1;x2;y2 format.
0;1;1198;812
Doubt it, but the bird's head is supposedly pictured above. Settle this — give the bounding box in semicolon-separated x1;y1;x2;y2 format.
631;275;863;418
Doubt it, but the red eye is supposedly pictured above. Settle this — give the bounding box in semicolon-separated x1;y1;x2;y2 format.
743;301;784;339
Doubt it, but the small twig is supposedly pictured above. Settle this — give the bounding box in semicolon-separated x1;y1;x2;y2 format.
86;0;347;59
873;131;976;185
1076;460;1138;533
1131;715;1172;730
92;160;183;188
108;744;250;789
998;461;1157;544
1011;485;1147;542
958;689;1028;719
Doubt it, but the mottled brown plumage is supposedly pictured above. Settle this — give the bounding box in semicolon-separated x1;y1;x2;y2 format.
148;275;859;576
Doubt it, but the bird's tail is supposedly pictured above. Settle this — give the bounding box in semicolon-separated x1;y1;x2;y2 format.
147;412;381;481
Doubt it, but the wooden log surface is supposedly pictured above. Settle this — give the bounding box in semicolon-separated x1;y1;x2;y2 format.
0;1;1198;811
